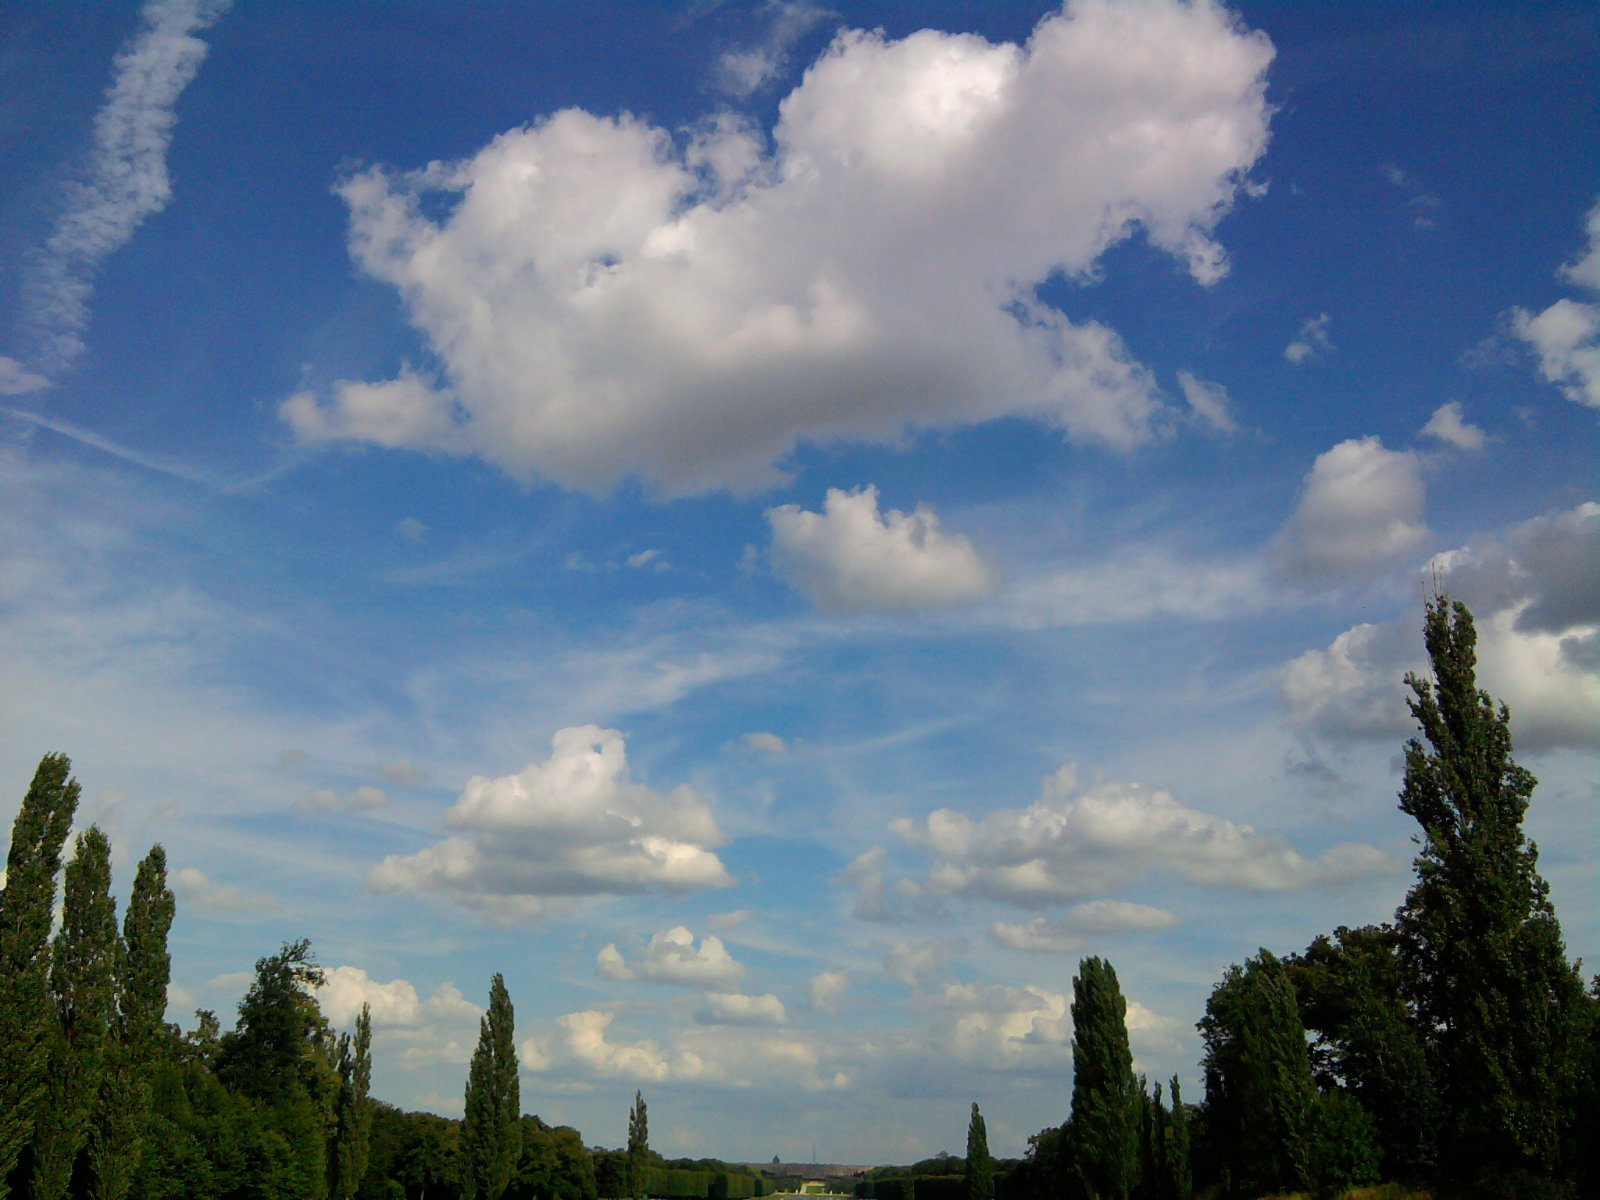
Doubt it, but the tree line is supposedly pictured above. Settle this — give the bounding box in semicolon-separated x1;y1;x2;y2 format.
4;597;1596;1200
985;597;1598;1200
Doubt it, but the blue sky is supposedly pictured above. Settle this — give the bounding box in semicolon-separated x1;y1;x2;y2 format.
2;0;1597;1164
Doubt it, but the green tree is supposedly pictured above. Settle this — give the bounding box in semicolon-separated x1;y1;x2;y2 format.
1284;923;1435;1181
219;937;329;1105
330;1003;374;1198
1395;597;1586;1198
32;825;119;1200
964;1103;992;1200
1161;1077;1190;1200
1069;957;1140;1200
626;1092;649;1200
463;972;521;1200
1309;1091;1380;1200
1198;950;1317;1197
90;842;176;1200
0;753;80;1197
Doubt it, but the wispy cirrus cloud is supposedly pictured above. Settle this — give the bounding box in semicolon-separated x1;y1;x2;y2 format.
18;0;231;378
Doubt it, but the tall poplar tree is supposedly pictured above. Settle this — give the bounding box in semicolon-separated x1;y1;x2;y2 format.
0;753;80;1198
965;1102;993;1200
1198;950;1317;1197
90;843;175;1200
1162;1077;1191;1200
1394;596;1585;1198
1069;956;1141;1200
32;825;119;1200
330;1003;374;1199
463;973;520;1200
626;1091;649;1200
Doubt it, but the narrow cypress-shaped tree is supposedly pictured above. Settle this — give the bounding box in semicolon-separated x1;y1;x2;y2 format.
90;843;175;1200
1162;1077;1191;1200
463;973;520;1200
32;825;120;1200
0;753;80;1198
626;1091;649;1200
965;1102;993;1200
1394;597;1585;1199
1070;957;1141;1200
1198;950;1317;1197
330;1003;374;1199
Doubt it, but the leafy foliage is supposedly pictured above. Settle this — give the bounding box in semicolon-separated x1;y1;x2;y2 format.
1395;597;1586;1198
33;825;119;1200
1069;957;1140;1200
0;753;80;1196
964;1104;992;1200
625;1092;649;1200
1198;949;1317;1197
463;973;521;1200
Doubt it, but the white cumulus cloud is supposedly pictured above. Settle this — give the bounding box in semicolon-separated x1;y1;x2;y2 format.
1175;370;1239;433
695;991;788;1026
1285;313;1333;365
367;726;733;919
1283;503;1600;751
893;766;1393;905
284;0;1273;495
1514;299;1600;410
1419;401;1487;451
595;926;747;989
768;486;995;613
1274;436;1428;584
808;970;849;1014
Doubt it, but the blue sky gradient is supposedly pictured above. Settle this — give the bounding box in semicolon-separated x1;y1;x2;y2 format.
2;0;1596;1164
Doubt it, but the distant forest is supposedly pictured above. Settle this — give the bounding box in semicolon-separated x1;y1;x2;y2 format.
2;598;1596;1200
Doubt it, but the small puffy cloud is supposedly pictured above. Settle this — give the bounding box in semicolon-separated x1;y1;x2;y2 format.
742;731;787;755
808;969;849;1014
989;918;1081;953
1062;898;1181;932
598;926;747;989
1510;197;1600;409
285;2;1273;495
298;785;389;813
317;965;483;1030
541;1010;679;1082
524;1010;839;1089
768;486;995;613
894;767;1393;905
1175;370;1238;433
0;357;50;395
695;991;788;1026
1274;437;1427;584
916;980;1072;1069
595;943;636;982
367;726;733;919
1285;313;1333;365
379;757;429;787
709;908;752;931
991;898;1177;952
1420;401;1487;451
715;1;832;97
171;867;278;917
395;516;428;541
1513;299;1600;409
1284;503;1600;751
1281;619;1415;741
1559;196;1600;293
